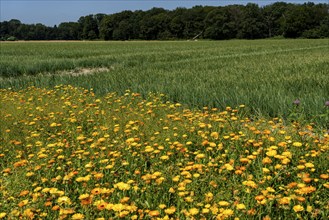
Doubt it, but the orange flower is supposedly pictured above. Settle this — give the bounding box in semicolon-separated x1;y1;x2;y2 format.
80;197;93;206
262;157;272;164
94;173;104;179
148;210;160;217
278;197;290;205
52;205;60;211
44;201;52;207
287;182;297;189
91;188;102;195
18;199;29;207
97;203;107;211
19;190;29;197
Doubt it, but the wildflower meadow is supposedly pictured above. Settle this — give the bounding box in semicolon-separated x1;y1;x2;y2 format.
0;85;328;219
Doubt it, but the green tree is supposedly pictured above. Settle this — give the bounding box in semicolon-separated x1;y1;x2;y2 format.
79;15;99;40
237;3;266;39
283;3;328;38
263;2;290;37
58;22;80;40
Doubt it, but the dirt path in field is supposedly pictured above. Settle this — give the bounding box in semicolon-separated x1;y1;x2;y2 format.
58;67;112;76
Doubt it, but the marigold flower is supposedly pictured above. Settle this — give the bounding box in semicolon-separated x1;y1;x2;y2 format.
323;182;329;188
148;210;160;217
160;155;169;160
19;190;29;197
266;150;277;157
218;201;230;207
243;180;257;188
18;199;29;207
72;213;84;219
222;209;234;216
118;211;130;218
278;197;290;205
195;153;206;159
293;205;304;212
240;158;250;163
91;188;102;195
120;197;130;204
262;157;272;164
236;203;246;210
224;163;234;171
306;205;313;212
0;213;6;219
165;206;176;215
292;142;302;147
57;196;72;205
305;162;314;168
189;208;199;215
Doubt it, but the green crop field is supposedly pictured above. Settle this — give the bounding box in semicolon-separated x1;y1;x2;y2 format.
1;39;329;121
0;39;329;219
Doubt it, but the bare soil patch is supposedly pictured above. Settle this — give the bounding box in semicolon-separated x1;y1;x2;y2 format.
58;67;113;76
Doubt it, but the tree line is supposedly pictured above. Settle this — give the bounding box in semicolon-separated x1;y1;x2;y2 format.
1;2;328;41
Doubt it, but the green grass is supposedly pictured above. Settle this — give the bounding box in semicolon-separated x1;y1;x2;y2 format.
1;39;329;125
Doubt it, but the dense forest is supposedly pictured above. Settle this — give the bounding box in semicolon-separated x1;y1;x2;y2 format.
1;2;328;41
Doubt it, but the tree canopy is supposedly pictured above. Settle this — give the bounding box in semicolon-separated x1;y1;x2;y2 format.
1;2;328;41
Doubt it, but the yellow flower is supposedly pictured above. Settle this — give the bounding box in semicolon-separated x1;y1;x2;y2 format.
0;213;6;219
240;158;250;163
236;203;246;210
218;201;230;207
278;197;291;205
78;194;90;200
23;209;34;219
189;208;199;215
205;192;214;202
262;157;272;164
118;211;130;218
59;208;75;215
18;199;29;207
281;158;291;165
293;205;304;212
72;213;84;219
199;208;209;215
306;205;313;212
210;131;219;139
222;209;234;216
112;203;125;212
262;168;270;173
305;163;314;168
57;196;72;205
224;163;234;171
119;197;129;204
160;155;169;160
292;142;302;147
323;182;329;188
195;154;206;159
266;150;277;157
114;182;135;193
242;180;257;188
164;206;176;215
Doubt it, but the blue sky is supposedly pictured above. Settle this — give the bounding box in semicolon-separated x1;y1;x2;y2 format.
1;0;327;26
